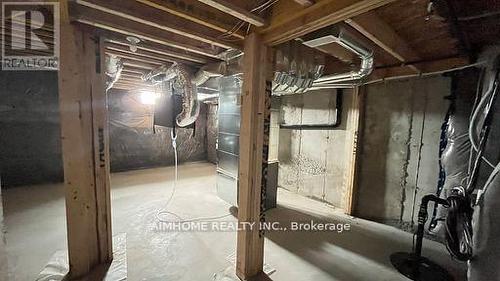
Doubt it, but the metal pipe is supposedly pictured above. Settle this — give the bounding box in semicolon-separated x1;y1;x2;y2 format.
274;26;373;95
280;89;343;130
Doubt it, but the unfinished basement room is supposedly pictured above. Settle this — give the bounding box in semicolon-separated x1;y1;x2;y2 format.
1;0;500;280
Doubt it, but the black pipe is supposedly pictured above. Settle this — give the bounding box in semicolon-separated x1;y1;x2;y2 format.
414;194;449;258
279;89;343;130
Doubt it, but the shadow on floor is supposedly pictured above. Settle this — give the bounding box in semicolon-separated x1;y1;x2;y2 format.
264;204;465;281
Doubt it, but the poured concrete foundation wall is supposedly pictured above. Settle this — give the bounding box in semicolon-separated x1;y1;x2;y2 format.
0;71;63;187
355;76;451;227
277;89;351;208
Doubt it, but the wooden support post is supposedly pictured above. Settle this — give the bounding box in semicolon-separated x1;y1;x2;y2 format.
237;33;272;280
343;87;365;215
59;1;112;278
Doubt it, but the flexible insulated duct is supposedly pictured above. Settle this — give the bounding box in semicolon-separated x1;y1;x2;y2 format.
143;62;227;127
105;55;123;91
143;63;200;127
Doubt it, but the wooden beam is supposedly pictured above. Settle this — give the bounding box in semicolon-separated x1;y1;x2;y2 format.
345;11;421;73
370;56;470;81
197;0;266;26
70;3;222;59
122;60;158;70
59;1;112;278
121;68;146;75
105;44;199;66
120;72;142;79
136;0;245;39
343;87;364;215
105;49;166;66
261;0;397;45
105;39;207;65
75;0;240;49
112;83;154;91
236;33;271;280
294;0;315;7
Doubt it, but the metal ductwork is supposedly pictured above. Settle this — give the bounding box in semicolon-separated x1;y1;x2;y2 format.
105;55;123;91
305;26;374;87
272;26;374;95
143;62;227;127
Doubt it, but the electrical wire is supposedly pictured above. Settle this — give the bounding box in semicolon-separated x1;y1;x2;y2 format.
156;129;232;224
458;10;500;21
476;161;500;205
468;69;499;169
217;0;280;40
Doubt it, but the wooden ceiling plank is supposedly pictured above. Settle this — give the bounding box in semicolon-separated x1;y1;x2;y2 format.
345;11;421;73
70;4;222;59
262;0;398;45
136;0;244;39
75;0;240;49
196;0;266;26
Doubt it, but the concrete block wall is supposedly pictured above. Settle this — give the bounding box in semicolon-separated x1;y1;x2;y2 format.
355;76;451;227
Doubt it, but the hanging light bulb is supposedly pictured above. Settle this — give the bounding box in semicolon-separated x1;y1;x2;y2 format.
126;36;141;53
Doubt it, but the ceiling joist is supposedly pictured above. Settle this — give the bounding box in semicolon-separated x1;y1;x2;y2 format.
75;0;240;50
105;44;196;66
346;11;421;73
261;0;398;45
293;0;315;7
136;0;245;40
196;0;266;27
122;60;161;70
105;50;166;66
70;3;223;59
370;56;470;81
105;39;208;65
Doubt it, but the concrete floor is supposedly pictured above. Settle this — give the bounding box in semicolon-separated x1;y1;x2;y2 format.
3;162;466;281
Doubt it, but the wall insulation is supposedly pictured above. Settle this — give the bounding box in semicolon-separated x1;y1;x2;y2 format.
0;73;209;187
108;89;207;172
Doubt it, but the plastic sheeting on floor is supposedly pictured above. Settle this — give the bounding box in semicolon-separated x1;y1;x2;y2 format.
36;233;127;281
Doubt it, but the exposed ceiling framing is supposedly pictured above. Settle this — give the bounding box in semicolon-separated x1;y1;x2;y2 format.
49;0;489;90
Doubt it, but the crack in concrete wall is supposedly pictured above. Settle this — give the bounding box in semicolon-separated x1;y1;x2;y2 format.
356;76;451;227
